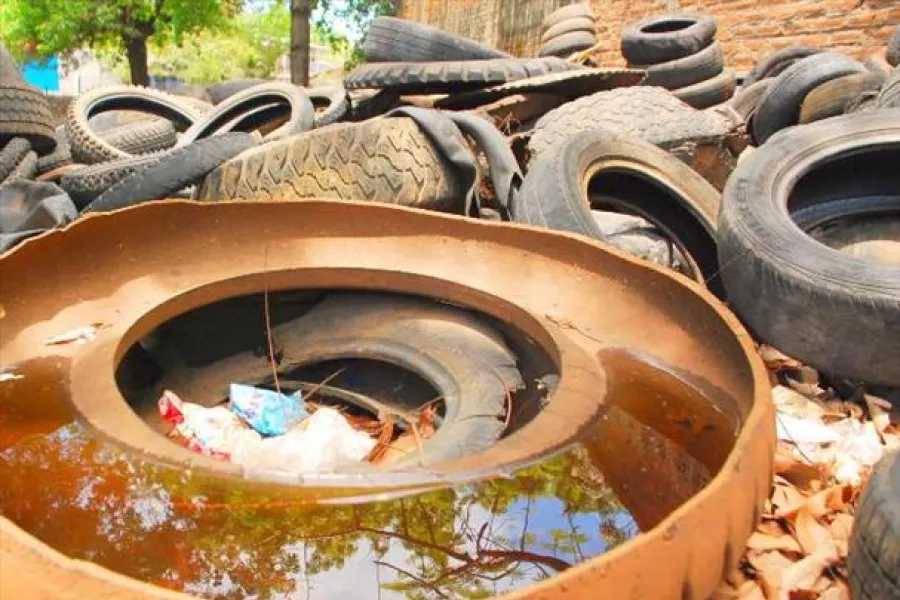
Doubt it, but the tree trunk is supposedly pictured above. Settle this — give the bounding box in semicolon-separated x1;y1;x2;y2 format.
124;34;150;86
290;0;311;86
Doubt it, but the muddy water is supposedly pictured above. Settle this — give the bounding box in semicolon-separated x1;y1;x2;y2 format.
0;353;736;600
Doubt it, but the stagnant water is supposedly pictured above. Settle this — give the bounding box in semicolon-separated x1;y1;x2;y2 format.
0;354;737;600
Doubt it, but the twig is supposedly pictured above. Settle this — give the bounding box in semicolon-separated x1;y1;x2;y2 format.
373;561;450;599
262;247;281;395
300;368;348;400
774;412;818;466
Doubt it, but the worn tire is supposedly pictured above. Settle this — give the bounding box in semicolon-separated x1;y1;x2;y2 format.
621;14;717;65
633;42;724;90
744;46;822;87
539;31;597;57
181;82;314;144
343;57;582;94
849;449;900;600
718;110;900;385
673;69;736;109
543;3;593;30
36;126;72;174
1;149;37;183
66;86;202;164
799;71;886;124
307;85;349;126
876;68;900;108
863;54;892;77
0;82;56;155
515;131;722;290
0;138;32;181
528;86;698;158
199;118;464;212
887;25;900;67
752;53;866;144
84;133;258;214
100;119;177;155
207;78;266;105
59;153;161;209
363;16;508;63
541;17;597;44
729;79;774;121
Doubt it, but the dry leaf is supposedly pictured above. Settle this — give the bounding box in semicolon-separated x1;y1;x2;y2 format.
817;581;850;600
773;386;825;419
805;485;852;518
828;513;854;554
794;506;832;554
746;532;803;554
760;345;802;370
864;395;891;435
373;433;418;464
749;550;794;597
788;590;818;600
772;477;809;518
774;453;825;491
777;541;840;600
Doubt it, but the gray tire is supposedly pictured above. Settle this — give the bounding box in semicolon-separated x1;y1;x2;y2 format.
718;110;900;385
887;25;900;67
543;3;593;30
621;14;717;65
744;46;822;87
729;79;774;121
540;17;597;44
363;16;508;62
673;69;736;109
59;153;161;209
751;52;866;144
0;138;31;181
876;68;900;108
799;71;886;124
538;31;597;57
634;42;724;90
100;119;177;155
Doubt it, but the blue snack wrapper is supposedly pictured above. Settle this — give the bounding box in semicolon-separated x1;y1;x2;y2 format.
229;383;308;436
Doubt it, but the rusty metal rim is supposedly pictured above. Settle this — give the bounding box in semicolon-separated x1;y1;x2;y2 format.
0;200;773;600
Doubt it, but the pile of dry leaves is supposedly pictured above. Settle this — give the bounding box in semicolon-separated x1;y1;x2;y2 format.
714;346;900;600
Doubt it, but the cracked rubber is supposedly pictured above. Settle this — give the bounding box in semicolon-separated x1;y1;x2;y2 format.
849;449;900;600
799;71;886;124
198;118;464;212
633;42;724;91
36;127;72;174
101;119;177;155
343;57;583;94
0;82;56;155
66;85;203;164
0;138;31;181
1;149;37;183
673;69;736;109
718;111;900;385
528;86;699;158
85;133;258;214
363;16;508;62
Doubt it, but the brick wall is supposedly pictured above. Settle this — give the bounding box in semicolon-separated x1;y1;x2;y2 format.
397;0;899;71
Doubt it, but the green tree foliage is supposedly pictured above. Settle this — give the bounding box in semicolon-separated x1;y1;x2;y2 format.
0;0;236;85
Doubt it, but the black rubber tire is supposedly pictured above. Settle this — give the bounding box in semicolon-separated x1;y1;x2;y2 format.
349;89;401;121
180;82;314;144
543;3;593;30
876;68;900;109
84;132;258;214
538;31;597;57
515;131;722;290
207;78;266;105
0;138;31;181
527;86;700;158
1;149;37;183
59;153;161;209
752;53;866;145
620;14;717;65
729;79;774;121
0;82;56;155
887;25;900;67
633;42;724;90
363;16;508;63
198;118;464;211
848;449;900;600
343;57;582;94
673;69;736;109
36;126;72;174
744;46;822;87
799;71;886;124
100;119;177;155
307;85;349;127
65;86;203;164
540;17;597;44
718;111;900;386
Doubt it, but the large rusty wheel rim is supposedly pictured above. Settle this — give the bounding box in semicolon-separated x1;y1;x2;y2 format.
0;200;773;600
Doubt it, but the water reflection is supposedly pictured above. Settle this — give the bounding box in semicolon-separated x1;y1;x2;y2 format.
0;421;638;600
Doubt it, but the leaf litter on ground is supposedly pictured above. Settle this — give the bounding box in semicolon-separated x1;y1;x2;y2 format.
713;344;899;600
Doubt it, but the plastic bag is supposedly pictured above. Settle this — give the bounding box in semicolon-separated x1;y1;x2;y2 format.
233;407;376;475
158;390;261;460
229;383;308;436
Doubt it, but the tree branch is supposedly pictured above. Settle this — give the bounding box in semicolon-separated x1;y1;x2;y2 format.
374;561;450;599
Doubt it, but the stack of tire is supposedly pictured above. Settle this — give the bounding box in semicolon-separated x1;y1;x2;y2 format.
538;3;598;58
622;14;734;110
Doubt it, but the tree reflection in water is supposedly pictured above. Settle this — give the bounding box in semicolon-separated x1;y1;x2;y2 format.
0;422;637;600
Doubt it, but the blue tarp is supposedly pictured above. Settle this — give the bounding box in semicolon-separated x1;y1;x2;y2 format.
22;56;60;92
